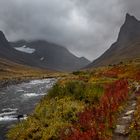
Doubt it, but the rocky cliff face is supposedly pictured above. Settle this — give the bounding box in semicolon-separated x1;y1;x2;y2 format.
0;31;10;48
117;13;140;46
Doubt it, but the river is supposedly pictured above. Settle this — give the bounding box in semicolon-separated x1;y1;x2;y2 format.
0;78;57;140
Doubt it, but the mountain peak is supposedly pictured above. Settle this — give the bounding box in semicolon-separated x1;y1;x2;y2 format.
126;13;131;18
79;57;90;64
0;30;5;38
117;13;140;44
87;13;140;68
0;31;9;48
125;13;138;23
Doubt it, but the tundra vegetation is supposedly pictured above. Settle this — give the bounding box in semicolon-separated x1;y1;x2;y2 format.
7;59;140;140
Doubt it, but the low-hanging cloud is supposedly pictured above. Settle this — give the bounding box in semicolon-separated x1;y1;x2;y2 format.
0;0;139;60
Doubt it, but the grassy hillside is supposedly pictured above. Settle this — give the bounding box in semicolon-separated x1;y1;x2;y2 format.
7;59;140;140
88;40;140;68
0;58;60;85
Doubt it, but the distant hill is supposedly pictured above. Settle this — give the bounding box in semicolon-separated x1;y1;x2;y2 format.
87;13;140;68
0;58;51;81
0;31;90;71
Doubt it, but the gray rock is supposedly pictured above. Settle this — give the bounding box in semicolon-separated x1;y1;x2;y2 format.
115;125;126;134
125;110;134;116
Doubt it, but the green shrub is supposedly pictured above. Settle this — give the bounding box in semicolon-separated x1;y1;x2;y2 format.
72;71;87;75
84;83;104;104
7;97;85;140
7;80;104;140
47;80;104;103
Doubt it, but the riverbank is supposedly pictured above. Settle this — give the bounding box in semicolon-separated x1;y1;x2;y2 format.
0;58;64;89
0;73;63;89
7;60;140;140
0;78;57;140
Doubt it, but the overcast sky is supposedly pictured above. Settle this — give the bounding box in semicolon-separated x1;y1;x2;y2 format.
0;0;140;61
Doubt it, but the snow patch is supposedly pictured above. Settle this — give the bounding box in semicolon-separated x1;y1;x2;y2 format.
14;45;35;54
40;57;44;61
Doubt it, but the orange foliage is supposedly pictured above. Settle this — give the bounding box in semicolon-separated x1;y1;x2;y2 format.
103;66;125;78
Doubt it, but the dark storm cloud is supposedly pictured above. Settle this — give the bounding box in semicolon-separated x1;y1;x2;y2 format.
0;0;139;60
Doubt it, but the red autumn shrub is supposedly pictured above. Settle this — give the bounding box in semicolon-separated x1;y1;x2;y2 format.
103;66;125;78
60;79;129;140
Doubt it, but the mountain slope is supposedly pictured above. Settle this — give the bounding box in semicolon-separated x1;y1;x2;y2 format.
88;13;140;68
10;40;90;71
0;32;47;69
0;31;90;71
0;58;52;80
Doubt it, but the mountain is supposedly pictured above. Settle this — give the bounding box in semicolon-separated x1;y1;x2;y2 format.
10;40;90;71
87;13;140;68
0;31;90;71
0;32;47;69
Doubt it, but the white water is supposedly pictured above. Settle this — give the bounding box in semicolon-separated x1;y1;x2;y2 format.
0;116;17;121
23;93;46;98
0;78;57;140
2;108;18;112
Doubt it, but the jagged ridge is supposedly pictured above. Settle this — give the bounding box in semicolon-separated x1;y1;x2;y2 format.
87;13;140;68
